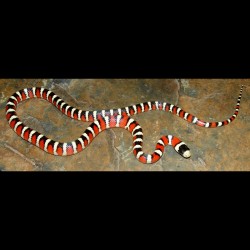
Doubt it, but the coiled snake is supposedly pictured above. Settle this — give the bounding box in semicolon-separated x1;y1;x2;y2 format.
5;85;244;164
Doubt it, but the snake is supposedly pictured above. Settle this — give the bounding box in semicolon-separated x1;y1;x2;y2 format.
5;85;244;164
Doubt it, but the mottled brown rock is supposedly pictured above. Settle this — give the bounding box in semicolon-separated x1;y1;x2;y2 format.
0;79;249;171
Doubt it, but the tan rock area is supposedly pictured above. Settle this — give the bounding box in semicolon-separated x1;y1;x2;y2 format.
0;79;249;171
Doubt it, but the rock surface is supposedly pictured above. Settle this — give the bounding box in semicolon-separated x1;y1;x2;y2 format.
0;79;249;171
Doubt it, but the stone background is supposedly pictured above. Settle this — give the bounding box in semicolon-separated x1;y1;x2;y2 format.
0;79;249;171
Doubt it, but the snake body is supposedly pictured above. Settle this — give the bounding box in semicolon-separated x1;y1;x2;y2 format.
5;85;244;164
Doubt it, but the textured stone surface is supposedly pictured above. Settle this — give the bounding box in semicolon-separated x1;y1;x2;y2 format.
0;79;249;171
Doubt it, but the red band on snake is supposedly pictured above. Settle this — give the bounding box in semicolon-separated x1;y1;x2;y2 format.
5;85;244;164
